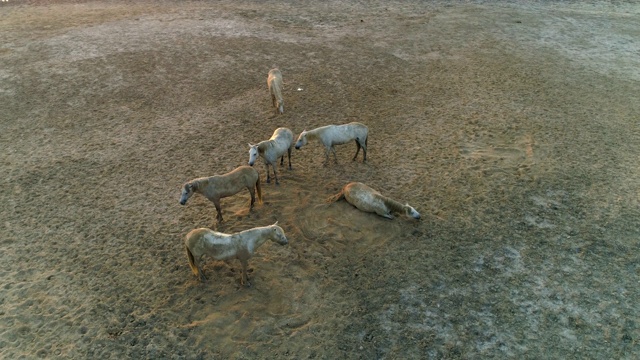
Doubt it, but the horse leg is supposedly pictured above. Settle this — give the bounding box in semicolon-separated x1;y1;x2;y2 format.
265;163;271;183
239;258;251;287
273;166;280;185
361;138;368;162
353;140;361;161
248;186;256;209
331;146;338;163
213;199;223;222
280;155;284;166
197;263;207;281
287;147;292;169
187;248;208;281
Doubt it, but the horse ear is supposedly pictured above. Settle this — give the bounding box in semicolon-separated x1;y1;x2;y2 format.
273;221;279;226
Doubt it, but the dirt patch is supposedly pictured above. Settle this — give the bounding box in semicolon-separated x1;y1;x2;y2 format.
1;0;639;358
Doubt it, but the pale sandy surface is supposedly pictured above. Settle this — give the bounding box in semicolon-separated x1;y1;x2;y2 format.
1;0;639;358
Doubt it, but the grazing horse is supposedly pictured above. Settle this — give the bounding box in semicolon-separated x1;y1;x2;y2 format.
294;122;368;163
248;127;293;185
184;222;289;286
328;182;420;220
179;166;262;223
268;68;284;114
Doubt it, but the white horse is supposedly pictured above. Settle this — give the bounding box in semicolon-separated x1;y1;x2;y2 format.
179;166;262;223
268;68;284;114
184;222;288;286
248;127;293;185
294;122;368;163
328;182;420;220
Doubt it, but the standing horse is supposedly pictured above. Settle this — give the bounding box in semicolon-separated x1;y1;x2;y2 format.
294;122;368;163
268;68;284;114
328;182;420;220
184;222;288;286
179;166;262;223
248;127;293;185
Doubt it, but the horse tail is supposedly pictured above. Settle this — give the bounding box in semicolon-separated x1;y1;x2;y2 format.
185;244;199;278
256;174;263;204
327;189;345;203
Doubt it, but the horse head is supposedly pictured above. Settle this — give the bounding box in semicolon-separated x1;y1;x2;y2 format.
294;131;307;149
179;183;195;205
270;223;288;245
405;204;421;219
248;144;259;166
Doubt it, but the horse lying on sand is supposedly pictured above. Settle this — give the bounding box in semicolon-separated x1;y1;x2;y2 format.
295;122;368;163
268;68;284;114
248;127;293;185
184;222;288;286
328;182;420;220
179;166;262;223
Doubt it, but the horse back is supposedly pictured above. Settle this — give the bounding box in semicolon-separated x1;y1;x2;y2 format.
271;127;293;144
235;166;260;186
268;69;283;91
201;231;239;260
211;166;259;197
343;182;385;213
327;123;367;145
347;122;368;138
268;68;282;80
265;128;294;157
186;228;229;256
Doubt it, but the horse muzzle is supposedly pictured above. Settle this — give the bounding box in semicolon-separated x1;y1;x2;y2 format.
294;145;301;150
179;200;186;205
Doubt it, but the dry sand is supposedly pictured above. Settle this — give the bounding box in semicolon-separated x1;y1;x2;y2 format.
1;0;639;358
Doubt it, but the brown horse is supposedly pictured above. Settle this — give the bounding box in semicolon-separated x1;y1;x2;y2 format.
179;166;262;222
185;222;288;286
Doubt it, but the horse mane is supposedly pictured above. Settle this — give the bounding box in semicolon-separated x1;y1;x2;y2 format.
257;140;272;154
305;128;322;140
381;195;408;215
189;177;209;192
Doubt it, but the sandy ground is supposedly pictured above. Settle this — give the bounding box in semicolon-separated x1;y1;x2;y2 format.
1;0;640;358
